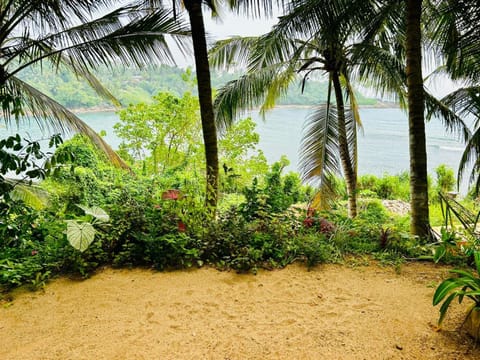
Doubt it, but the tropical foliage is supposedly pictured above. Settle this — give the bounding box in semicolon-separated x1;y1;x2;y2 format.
0;0;190;168
210;0;386;218
433;252;480;339
3;0;480;349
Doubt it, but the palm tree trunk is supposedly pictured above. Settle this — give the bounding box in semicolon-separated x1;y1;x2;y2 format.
184;0;219;212
406;0;429;238
332;71;357;218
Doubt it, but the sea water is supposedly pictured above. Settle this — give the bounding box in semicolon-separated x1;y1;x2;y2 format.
0;107;468;190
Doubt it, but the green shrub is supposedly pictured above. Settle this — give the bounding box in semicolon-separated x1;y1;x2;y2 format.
357;172;410;201
240;159;309;220
142;233;200;270
54;134;103;169
435;164;456;194
357;199;388;224
295;233;341;268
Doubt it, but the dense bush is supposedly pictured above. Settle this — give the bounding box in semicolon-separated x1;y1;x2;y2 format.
0;133;472;293
358;172;410;201
240;158;311;220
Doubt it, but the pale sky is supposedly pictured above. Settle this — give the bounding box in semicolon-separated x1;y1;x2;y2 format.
173;11;279;68
175;9;460;99
204;12;278;39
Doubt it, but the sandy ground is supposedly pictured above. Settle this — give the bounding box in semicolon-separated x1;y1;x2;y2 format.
1;261;479;360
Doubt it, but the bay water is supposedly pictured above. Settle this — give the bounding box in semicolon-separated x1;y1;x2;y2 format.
0;107;468;191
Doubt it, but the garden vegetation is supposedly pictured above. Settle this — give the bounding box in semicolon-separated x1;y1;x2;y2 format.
1;0;480;343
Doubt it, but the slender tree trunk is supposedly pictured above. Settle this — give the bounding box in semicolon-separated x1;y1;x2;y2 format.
184;0;219;212
332;71;357;218
406;0;429;237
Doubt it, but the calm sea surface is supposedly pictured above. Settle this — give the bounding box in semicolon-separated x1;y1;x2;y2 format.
0;107;468;189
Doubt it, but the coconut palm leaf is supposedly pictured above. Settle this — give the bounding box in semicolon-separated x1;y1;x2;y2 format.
358;0;407;64
10;182;49;210
344;105;358;176
247;28;297;71
209;36;259;69
342;72;362;130
261;62;297;114
350;43;407;107
0;1;113;37
7;6;191;77
213;64;292;132
5;76;129;168
299;105;342;209
226;0;279;18
441;86;480;120
424;90;471;142
426;0;480;82
439;86;480;191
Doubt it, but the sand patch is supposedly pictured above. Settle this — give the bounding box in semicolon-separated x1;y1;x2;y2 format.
1;262;479;359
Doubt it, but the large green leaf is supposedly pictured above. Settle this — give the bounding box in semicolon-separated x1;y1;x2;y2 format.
66;221;96;252
475;252;480;276
433;277;475;305
438;291;459;326
77;204;110;223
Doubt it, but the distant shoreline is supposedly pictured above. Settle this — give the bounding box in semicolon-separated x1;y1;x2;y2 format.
70;101;400;114
72;106;118;114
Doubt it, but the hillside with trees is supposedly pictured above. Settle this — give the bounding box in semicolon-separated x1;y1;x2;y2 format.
17;65;378;110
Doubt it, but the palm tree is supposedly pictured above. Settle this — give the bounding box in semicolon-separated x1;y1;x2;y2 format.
182;0;219;210
0;0;190;168
140;0;281;212
357;0;470;238
210;0;382;218
405;0;429;237
425;1;480;193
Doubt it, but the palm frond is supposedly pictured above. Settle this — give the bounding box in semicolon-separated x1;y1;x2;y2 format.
10;181;49;210
7;6;191;79
438;86;480;190
277;0;343;40
341;72;363;130
213;63;293;132
344;106;358;176
299;105;342;209
459;128;480;194
350;43;407;107
226;0;282;18
308;175;338;211
426;0;480;82
247;28;297;70
261;63;297;115
70;6;190;66
1;0;115;40
424;90;471;143
4;76;129;169
209;36;259;70
360;0;405;50
441;86;480;121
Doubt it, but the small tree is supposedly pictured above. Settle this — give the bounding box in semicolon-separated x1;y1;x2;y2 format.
219;118;268;192
114;91;202;175
435;164;456;194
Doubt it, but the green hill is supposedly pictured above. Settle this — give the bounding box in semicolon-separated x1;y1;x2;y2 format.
18;65;377;110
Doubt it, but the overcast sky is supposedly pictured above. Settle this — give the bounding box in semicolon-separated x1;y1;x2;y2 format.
174;10;459;98
172;11;279;68
204;12;278;39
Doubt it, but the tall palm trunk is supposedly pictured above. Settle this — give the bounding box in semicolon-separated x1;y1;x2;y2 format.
406;0;429;237
184;0;219;212
332;71;357;218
